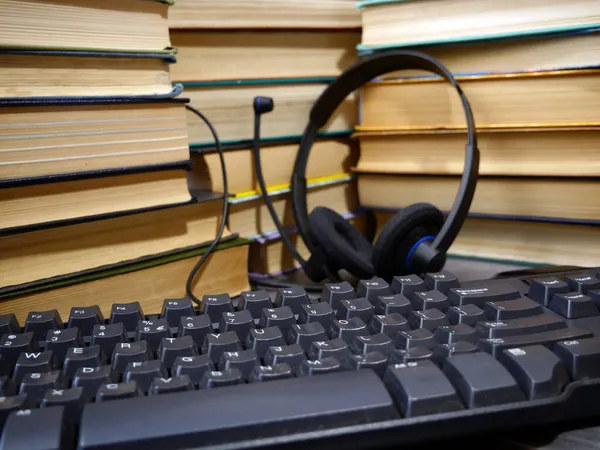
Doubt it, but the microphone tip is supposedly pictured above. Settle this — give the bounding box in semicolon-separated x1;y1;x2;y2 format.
254;96;274;115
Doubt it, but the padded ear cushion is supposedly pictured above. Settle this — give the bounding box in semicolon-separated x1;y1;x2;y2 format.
308;206;376;279
372;203;444;281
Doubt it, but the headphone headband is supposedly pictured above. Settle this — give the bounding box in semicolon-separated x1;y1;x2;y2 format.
292;49;480;271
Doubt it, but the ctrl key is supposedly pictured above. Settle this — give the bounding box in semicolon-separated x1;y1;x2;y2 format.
383;360;463;417
0;406;73;450
555;337;600;380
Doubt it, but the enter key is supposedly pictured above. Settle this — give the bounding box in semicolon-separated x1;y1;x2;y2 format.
476;314;567;339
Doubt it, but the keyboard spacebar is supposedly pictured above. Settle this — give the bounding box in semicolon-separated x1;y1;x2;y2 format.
79;370;398;450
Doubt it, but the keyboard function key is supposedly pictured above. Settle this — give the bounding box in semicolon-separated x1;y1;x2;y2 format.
527;277;570;306
0;314;19;336
424;271;460;294
109;302;144;332
238;290;272;318
383;360;463;417
320;281;356;310
275;286;310;314
391;274;426;297
201;294;234;323
356;277;392;303
160;297;195;327
67;306;104;337
443;352;526;408
565;274;600;293
24;310;63;341
499;345;569;399
548;292;599;319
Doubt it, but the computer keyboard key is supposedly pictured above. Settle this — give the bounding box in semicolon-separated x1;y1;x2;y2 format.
68;306;104;337
299;357;343;376
264;344;306;371
258;307;295;332
24;310;63;341
62;346;104;381
384;360;463;417
369;313;410;337
45;327;82;361
297;303;335;328
0;376;15;396
389;347;435;365
480;327;593;358
0;358;9;378
111;341;151;373
160;297;195;327
149;375;194;395
477;314;567;339
435;324;478;345
0;315;19;335
337;298;374;323
109;302;144;332
528;277;570;306
351;333;395;356
201;293;234;323
394;328;436;350
448;285;520;308
219;310;254;340
0;333;37;366
219;349;260;380
287;322;327;351
329;318;369;343
73;366;116;401
0;395;26;426
408;309;449;331
275;286;310;314
357;278;392;303
499;345;569;399
412;290;450;311
434;342;479;362
447;305;486;326
343;352;388;376
391;274;427;297
96;381;142;402
202;331;243;363
443;352;526;408
484;297;543;320
565;274;600;293
374;294;412;316
239;290;272;318
124;360;168;393
41;388;84;424
245;327;285;358
249;363;294;382
549;292;599;319
19;370;62;405
135;319;171;353
178;315;212;348
320;281;356;310
13;350;55;384
158;336;198;369
554;337;600;380
91;323;127;358
172;355;213;386
308;338;351;361
0;405;72;450
425;271;460;294
200;368;244;389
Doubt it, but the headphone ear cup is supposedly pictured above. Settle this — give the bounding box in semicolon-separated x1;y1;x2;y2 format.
372;202;444;281
308;206;376;279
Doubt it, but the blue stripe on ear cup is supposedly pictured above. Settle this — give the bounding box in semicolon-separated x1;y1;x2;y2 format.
406;236;435;271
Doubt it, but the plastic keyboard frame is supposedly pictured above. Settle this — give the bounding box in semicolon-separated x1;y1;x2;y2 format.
188;265;600;450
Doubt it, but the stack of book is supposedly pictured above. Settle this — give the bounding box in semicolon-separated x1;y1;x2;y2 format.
169;0;363;277
0;0;251;322
352;0;600;268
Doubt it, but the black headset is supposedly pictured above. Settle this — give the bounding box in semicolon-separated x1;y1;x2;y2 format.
252;49;480;284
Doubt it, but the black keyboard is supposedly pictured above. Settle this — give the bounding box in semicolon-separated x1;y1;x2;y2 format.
2;266;600;449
